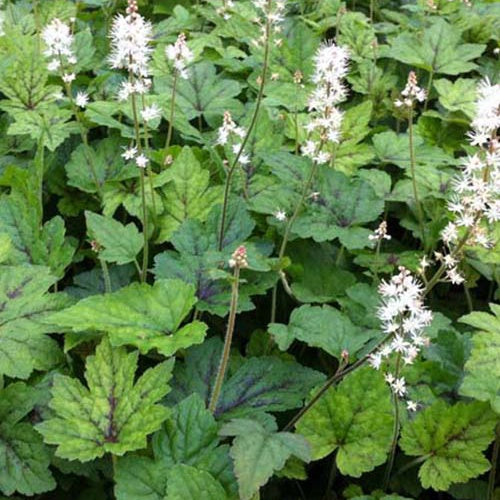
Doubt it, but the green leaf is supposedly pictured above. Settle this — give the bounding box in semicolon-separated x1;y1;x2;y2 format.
153;394;237;497
46;279;207;356
386;19;485;75
337;12;376;62
372;130;455;170
156;147;222;243
269;304;377;359
8;107;79;151
220;418;310;500
0;265;67;379
293;170;384;249
37;337;174;461
400;401;497;491
295;367;394;477
66;138;138;194
0;382;55;496
434;78;477;119
85;211;143;265
115;455;169;500
166;464;228;500
168;338;325;419
155;62;243;128
459;304;500;413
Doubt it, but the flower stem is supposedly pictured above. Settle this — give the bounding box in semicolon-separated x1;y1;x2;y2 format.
34;138;45;226
164;70;178;162
140;95;158;219
408;108;426;249
217;0;272;251
130;91;149;283
423;70;433;112
100;258;112;293
208;266;241;414
383;353;402;490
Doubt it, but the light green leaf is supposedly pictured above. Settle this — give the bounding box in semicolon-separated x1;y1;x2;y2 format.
400;401;497;491
220;418;310;500
37;337;174;462
296;367;394;477
66;138;138;194
156;147;222;243
0;265;67;379
293;170;384;249
46;279;207;356
434;78;477;118
337;12;376;62
0;382;55;496
386;19;485;75
85;211;143;265
459;304;500;413
269;304;376;359
166;464;227;500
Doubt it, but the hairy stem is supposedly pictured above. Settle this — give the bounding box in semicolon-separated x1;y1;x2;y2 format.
208;266;241;413
217;0;272;251
164;70;179;162
131;91;149;283
383;354;402;490
408;108;426;249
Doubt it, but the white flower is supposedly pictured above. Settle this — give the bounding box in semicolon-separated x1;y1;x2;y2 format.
406;400;418;412
140;103;161;122
166;33;193;79
369;221;391;242
75;91;89;108
47;59;61;72
42;18;75;60
62;73;76;83
274;209;287;222
109;2;153;79
135;153;149;168
391;377;407;397
217;111;246;146
398;71;426;105
122;146;138;160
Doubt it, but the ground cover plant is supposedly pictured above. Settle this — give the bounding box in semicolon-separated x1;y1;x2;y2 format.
0;0;498;498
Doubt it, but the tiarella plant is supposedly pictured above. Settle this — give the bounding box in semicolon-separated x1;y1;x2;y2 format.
0;0;498;499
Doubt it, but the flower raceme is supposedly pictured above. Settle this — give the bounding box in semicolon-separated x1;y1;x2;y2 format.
165;33;194;80
394;71;426;108
301;42;349;165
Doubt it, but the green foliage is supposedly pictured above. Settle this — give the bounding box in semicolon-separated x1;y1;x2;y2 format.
296;367;394;477
37;337;174;461
46;279;207;356
459;304;500;413
400;401;497;491
220;418;310;500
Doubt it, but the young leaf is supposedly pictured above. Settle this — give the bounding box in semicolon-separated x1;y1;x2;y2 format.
386;19;485;75
36;337;174;462
85;211;143;265
0;265;67;379
269;304;377;359
293;170;384;249
168;338;325;419
0;382;55;496
220;418;310;500
459;304;500;413
295;367;394;477
45;279;207;356
434;78;477;118
400;401;497;491
156;147;222;243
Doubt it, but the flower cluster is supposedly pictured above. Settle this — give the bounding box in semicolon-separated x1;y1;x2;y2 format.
229;245;249;269
217;111;250;166
166;33;194;80
121;145;148;168
301;42;349;165
369;221;391;242
252;0;286;47
42;18;77;83
109;0;153;100
394;71;426;108
440;78;499;266
369;265;432;384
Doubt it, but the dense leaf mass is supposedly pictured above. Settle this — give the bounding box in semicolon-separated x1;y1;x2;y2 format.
0;0;498;499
